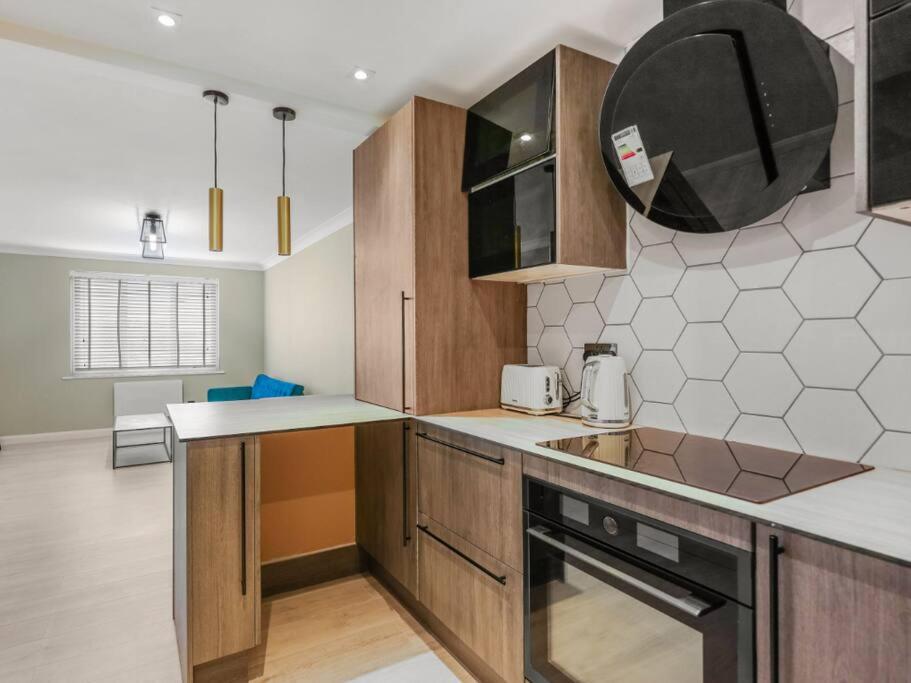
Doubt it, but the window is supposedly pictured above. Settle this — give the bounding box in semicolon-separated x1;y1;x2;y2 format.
70;271;219;377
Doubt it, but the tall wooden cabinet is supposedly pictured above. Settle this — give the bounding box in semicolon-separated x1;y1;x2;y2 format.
353;96;526;416
355;419;417;596
755;524;911;682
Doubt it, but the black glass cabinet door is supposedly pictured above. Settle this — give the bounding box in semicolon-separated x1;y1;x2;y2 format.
463;52;555;190
469;161;556;278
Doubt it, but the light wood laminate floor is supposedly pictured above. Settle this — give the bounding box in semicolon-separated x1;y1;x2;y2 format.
0;436;475;682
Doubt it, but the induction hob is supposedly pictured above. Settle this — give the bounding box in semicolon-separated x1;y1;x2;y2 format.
537;427;872;503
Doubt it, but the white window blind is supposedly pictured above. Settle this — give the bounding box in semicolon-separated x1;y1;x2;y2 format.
71;272;218;375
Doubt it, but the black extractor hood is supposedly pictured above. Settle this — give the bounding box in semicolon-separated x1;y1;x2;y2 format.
599;0;837;233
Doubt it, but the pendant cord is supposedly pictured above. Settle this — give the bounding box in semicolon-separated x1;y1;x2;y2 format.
213;98;218;188
281;117;287;197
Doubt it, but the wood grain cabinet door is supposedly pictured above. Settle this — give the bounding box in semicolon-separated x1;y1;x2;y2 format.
756;525;911;683
417;517;523;683
355;420;417;596
416;426;523;571
353;100;415;414
188;437;260;666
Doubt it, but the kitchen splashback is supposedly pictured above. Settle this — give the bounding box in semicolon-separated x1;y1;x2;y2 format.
527;0;911;472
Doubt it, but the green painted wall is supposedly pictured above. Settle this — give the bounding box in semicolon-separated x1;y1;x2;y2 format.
0;252;264;436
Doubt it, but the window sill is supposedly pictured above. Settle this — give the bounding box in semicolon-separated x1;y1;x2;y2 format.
63;368;225;380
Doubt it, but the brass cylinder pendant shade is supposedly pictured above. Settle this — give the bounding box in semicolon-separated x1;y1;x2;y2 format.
273;106;296;256
277;195;291;255
209;187;224;252
203;89;229;252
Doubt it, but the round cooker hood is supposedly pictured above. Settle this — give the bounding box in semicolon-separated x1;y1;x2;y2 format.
600;0;838;233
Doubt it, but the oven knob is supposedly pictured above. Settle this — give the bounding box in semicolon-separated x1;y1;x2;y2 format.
602;516;619;536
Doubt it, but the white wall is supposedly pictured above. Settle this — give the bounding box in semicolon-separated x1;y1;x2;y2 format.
264;225;354;395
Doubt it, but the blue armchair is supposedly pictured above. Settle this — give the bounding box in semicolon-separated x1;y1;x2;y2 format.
208;374;304;402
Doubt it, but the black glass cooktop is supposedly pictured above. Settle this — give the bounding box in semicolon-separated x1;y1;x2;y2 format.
538;428;872;503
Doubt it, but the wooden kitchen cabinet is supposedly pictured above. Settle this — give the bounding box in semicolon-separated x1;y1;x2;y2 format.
467;45;627;283
355;419;417;596
417;515;524;683
755;524;911;682
176;436;260;678
353;95;525;416
416;425;523;571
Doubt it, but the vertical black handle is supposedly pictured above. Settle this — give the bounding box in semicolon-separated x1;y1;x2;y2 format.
240;440;247;597
402;421;411;547
401;291;413;413
769;534;784;683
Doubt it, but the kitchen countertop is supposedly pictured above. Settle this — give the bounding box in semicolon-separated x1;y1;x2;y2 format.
167;394;406;441
417;410;911;567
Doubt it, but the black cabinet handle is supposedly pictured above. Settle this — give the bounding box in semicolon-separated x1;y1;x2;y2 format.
418;525;506;585
240;440;247;597
401;291;413;413
416;432;505;466
402;422;411;547
769;534;785;683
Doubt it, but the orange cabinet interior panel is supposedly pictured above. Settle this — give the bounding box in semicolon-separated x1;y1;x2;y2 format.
259;426;355;563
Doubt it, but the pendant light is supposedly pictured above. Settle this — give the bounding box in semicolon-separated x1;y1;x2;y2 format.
273;106;296;256
203;90;229;252
140;212;167;259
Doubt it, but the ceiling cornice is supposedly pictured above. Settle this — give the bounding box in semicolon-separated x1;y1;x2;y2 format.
0;242;264;271
260;207;353;270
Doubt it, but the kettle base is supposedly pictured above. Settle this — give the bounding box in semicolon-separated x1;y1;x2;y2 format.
582;417;631;429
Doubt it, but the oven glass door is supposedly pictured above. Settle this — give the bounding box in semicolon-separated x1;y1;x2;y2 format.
525;516;752;683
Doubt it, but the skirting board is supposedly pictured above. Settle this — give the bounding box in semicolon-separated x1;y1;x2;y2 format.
261;544;363;598
0;427;111;449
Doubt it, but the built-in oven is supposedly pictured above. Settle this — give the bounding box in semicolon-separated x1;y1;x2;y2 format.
524;478;754;683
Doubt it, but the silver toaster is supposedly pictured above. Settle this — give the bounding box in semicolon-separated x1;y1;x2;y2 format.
500;365;562;415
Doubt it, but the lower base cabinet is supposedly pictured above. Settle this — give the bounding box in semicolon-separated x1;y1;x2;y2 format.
355;419;417;596
756;524;911;682
417;516;524;683
174;436;261;682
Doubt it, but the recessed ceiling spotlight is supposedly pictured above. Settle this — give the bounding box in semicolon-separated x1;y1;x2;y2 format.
152;7;181;28
351;67;374;81
519;133;534;143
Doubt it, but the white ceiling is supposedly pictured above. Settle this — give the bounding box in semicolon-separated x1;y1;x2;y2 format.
0;0;659;269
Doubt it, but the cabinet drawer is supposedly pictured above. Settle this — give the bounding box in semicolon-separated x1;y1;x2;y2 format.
417;517;523;683
416;426;523;570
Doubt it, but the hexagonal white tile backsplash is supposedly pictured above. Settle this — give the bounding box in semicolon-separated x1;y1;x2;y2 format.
525;0;911;471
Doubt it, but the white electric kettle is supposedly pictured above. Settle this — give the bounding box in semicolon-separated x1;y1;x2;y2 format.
580;344;630;428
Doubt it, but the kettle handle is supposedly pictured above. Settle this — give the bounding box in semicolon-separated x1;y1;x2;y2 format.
624;372;631;418
580;359;600;411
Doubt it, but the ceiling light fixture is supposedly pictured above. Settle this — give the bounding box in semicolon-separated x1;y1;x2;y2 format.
273;106;296;256
519;133;534;143
351;67;374;81
152;7;181;27
202;89;229;252
140;212;167;259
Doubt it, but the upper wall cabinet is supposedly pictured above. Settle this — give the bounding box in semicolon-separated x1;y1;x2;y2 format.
857;0;911;225
465;45;627;283
353;96;525;416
